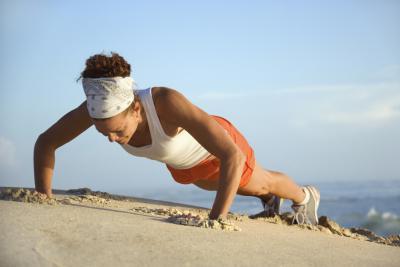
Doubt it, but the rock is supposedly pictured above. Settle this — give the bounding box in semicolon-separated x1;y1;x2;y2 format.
296;224;318;231
0;188;58;205
69;196;82;202
267;215;284;225
392;241;400;247
387;234;400;242
350;228;380;240
352;233;368;241
209;220;221;230
226;213;243;221
66;194;112;206
12;189;23;199
385;235;400;247
248;212;290;225
319;216;342;235
349;227;391;245
60;198;73;205
67;188;92;195
209;218;239;231
66;188;123;201
370;236;389;245
163;209;241;231
280;212;294;225
199;220;211;228
342;228;353;237
1;189;8;197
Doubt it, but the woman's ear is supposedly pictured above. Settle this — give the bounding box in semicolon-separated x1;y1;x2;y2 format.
132;100;141;117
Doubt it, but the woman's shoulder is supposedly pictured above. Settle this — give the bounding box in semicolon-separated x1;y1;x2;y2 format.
151;86;173;97
151;86;184;135
151;86;177;108
151;86;179;117
151;86;203;125
151;86;189;114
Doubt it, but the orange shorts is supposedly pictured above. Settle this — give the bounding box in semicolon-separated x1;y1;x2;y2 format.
166;115;255;188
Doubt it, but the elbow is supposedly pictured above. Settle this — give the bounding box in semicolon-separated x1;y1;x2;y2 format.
35;133;48;146
35;133;56;151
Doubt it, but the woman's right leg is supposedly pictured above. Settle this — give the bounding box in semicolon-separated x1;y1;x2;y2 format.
192;160;320;224
237;161;305;204
192;160;305;204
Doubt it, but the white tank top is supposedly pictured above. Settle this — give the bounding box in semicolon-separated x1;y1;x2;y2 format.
120;87;212;169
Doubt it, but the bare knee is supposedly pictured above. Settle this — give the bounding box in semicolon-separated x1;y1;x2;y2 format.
260;169;276;194
238;165;274;197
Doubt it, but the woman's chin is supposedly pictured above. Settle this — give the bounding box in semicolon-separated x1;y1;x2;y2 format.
116;139;126;145
118;136;131;145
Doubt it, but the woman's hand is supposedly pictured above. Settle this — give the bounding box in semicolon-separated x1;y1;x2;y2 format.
34;188;53;199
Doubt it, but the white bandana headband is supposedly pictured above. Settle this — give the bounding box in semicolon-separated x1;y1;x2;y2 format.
82;77;135;119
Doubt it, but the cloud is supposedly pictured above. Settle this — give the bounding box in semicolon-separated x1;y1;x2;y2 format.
374;64;400;81
194;91;247;100
322;95;400;125
307;82;400;127
0;136;17;167
192;81;400;127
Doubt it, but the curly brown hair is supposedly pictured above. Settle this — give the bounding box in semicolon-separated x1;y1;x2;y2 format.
78;52;131;80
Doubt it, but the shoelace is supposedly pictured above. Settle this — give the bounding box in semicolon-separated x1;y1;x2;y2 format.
291;204;312;225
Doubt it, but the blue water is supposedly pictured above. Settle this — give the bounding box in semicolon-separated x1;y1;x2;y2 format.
115;180;400;237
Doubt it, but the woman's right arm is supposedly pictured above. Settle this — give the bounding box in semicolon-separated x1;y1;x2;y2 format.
34;101;93;197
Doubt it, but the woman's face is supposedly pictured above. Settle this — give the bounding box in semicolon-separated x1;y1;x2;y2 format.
93;108;139;145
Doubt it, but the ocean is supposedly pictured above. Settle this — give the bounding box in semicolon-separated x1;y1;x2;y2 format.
117;179;400;237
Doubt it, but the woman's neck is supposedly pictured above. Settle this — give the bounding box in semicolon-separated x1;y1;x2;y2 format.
135;99;148;134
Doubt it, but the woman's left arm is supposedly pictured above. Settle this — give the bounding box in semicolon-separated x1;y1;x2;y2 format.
158;88;246;220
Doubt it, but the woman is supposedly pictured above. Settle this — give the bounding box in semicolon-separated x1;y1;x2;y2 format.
34;52;320;224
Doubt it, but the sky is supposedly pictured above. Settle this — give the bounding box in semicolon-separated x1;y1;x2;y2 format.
0;0;399;195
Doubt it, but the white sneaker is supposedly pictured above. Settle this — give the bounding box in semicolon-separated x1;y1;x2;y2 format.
291;186;320;225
